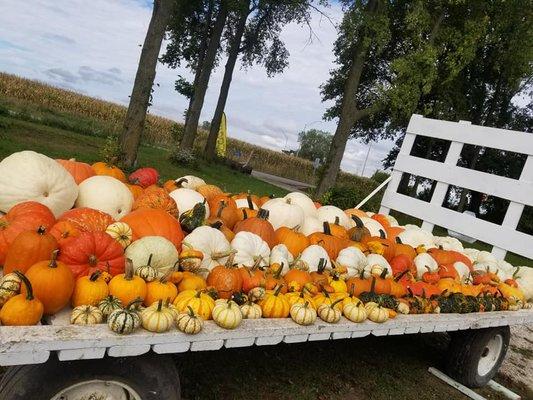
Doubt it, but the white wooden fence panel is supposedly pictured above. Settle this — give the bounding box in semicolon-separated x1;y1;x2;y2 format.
380;114;533;260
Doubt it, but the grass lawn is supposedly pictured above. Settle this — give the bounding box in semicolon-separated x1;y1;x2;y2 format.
0;115;287;197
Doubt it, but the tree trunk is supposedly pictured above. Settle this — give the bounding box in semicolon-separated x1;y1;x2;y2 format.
205;2;250;160
120;0;173;168
180;2;228;151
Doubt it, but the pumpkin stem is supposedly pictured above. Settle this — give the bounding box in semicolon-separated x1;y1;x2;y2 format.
273;262;284;278
242;209;249;220
224;251;237;268
370;277;376;294
187;305;196;317
124;259;135;280
89;270;102;282
394;269;409;282
273;284;284;296
147;254;153;266
246;194;254;210
379;229;386;239
395;237;403;244
48;249;60;268
323;222;332;236
126;297;143;310
251;256;263;271
210;220;223;230
348;283;355;297
14;270;34;301
331;297;344;308
351;215;364;228
317;258;326;274
257;208;269;220
303;301;309;308
156;299;163;312
379;269;388;279
175;177;188;187
217;200;227;218
334;216;340;226
36;225;46;235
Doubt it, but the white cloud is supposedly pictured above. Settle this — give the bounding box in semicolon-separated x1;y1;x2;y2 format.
0;0;393;176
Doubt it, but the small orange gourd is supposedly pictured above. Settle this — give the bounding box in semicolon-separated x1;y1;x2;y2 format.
71;271;110;307
144;273;178;306
0;271;44;326
109;259;147;305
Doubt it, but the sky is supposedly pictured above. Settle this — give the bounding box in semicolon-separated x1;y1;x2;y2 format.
0;0;395;176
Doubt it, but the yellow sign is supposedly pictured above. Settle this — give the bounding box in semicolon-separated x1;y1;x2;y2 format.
215;112;227;157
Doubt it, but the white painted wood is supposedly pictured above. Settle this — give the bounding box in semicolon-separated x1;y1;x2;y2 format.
428;367;487;400
355;176;392;209
382;115;533;259
1;311;532;366
58;347;106;361
408;114;533;155
487;380;522;400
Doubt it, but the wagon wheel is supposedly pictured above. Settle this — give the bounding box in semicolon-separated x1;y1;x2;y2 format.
0;353;181;400
446;326;510;388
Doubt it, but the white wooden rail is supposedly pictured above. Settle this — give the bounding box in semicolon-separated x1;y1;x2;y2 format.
0;310;532;366
379;114;533;260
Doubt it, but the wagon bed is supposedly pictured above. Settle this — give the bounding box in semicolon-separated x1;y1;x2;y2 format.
1;309;532;367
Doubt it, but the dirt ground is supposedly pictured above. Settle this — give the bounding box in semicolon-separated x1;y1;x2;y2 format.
498;325;533;396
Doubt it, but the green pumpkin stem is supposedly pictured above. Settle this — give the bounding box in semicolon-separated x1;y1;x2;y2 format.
156;299;163;312
257;208;269;220
147;254;153;266
331;297;344;308
323;222;332;236
14;270;34;301
187;305;196;316
351;215;364;228
273;284;284;296
89;270;102;282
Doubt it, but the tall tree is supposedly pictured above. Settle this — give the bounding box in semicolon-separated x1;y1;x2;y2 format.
120;0;174;168
204;0;315;160
297;129;332;163
316;0;491;196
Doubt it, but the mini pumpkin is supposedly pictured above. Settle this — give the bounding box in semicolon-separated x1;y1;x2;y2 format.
107;300;142;334
206;252;243;299
141;300;175;333
343;301;367;323
108;259;147;305
179;244;204;273
176;306;203;334
144;273;178;306
259;285;290;318
212;299;242;329
173;289;215;320
317;299;343;323
366;303;389;323
0;272;21;307
0;271;44;326
240;301;262;319
105;222;133;248
97;295;123;319
70;305;103;325
290;301;317;326
71;270;110;307
134;254;158;282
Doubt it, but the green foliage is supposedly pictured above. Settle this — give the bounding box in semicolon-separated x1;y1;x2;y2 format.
371;170;390;183
321;183;382;213
169;148;198;168
297;128;332;163
170;123;184;144
99;135;121;166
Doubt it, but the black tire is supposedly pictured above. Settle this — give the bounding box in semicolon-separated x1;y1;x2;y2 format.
0;352;180;400
446;326;510;388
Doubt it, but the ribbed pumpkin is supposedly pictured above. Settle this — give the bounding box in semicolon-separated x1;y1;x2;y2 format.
70;305;104;325
347;215;371;242
208;197;240;229
105;221;133;248
324;217;349;239
108;260;147;305
4;226;58;274
176;306;204;334
238;258;266;293
0;201;56;265
50;220;80;247
173;289;215;320
92;161;126;182
206;253;243;299
120;208;184;248
308;222;351;260
144;274;178;306
23;250;75;315
233;209;275;248
58;207;114;232
259;285;290;318
274;226;309;257
71;271;109;307
0;271;44;326
132;186;178;217
107;301;141;334
0;272;21;307
284;268;312;288
56;158;95;184
58;231;125;278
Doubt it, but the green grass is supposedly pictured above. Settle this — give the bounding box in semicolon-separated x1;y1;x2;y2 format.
0;115;287;197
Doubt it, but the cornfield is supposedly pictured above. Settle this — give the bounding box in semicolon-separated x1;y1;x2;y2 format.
0;72;366;185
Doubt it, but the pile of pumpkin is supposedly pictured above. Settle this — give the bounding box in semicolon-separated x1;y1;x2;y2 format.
0;151;531;335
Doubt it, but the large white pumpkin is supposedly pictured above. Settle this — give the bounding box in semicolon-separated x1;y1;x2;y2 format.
284;192;317;217
317;206;352;229
0;150;78;216
299;216;323;236
176;175;206;190
300;245;331;272
269;244;293;275
125;236;179;274
261;198;304;230
336;247;367;279
169;188;210;218
183;226;231;271
76;175;133;219
231;231;270;267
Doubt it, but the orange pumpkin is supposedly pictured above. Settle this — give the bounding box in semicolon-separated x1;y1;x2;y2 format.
120;208;184;248
233;192;261;207
371;213;390;229
208;196;240;229
237;207;259;220
385;226;404;241
394;238;417;261
233;209;275;248
58;208;114;232
324;217;349;239
132;186;178;217
177;272;207;292
345;275;372;297
308;222;351;260
264;267;287;293
0;202;56;265
361;233;396;261
56;158;95;184
274;226;309;257
284;268;312;288
4;226;58;274
210;220;236;242
239;259;266;293
23;250;75;315
389;254;414;276
438;263;459;281
344;208;367;219
257;195;274;206
92;161;126;182
196;184;223;202
127;184;144;200
347;215;371;242
163;179;179;193
206;254;243;299
50;220;80;247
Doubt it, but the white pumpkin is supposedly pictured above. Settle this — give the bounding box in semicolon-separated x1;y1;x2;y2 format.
414;253;438;279
336;247;367;279
76;175;133;219
384;214;399;227
269;244;294;275
235;198;258;210
231;232;269;268
261;198;304;230
299;245;330;272
514;267;533;301
169;188;210;218
364;254;391;278
176;175;206;190
473;261;500;276
0;150;78;216
317;205;352;229
453;261;472;283
463;248;480;263
125;236;179;274
496;260;515;281
183;226;231;271
433;236;464;252
476;251;498;265
299;216;323;236
283;192;317;217
359;217;386;237
398;227;434;248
